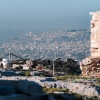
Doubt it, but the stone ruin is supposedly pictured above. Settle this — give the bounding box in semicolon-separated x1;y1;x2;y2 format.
80;56;100;77
80;11;100;77
90;11;100;57
0;80;43;100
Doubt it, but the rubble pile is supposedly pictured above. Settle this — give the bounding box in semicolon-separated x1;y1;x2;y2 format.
80;56;100;77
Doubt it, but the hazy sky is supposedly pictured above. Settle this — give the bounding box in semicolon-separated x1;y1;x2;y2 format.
0;0;100;30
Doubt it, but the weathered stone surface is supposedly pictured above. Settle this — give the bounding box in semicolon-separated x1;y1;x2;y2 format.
81;57;92;65
0;79;43;100
1;71;18;76
67;83;100;97
0;86;17;96
80;57;100;77
1;76;100;98
31;94;55;100
42;80;100;97
80;11;100;78
0;94;29;100
90;11;100;57
18;80;43;95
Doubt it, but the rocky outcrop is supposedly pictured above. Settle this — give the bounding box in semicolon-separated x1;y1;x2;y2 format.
0;94;28;100
42;80;100;97
67;83;100;97
1;76;100;98
80;56;100;77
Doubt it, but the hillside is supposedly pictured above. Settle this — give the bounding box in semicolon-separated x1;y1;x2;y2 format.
0;29;90;61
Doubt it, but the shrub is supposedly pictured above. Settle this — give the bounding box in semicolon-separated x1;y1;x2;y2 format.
43;88;69;93
55;75;82;81
24;71;30;77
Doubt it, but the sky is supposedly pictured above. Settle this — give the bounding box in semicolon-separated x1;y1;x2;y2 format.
0;0;100;30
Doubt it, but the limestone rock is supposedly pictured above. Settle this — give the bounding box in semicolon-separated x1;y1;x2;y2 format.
0;94;29;100
67;83;100;97
82;57;92;65
18;80;43;95
0;86;17;96
31;94;55;100
80;57;100;77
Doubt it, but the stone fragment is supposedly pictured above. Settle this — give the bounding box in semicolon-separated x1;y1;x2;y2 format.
80;57;100;77
18;80;43;95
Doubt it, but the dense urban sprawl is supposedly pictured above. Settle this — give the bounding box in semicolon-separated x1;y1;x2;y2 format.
0;29;90;61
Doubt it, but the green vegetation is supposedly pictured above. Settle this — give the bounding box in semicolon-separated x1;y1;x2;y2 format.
43;87;69;93
55;75;90;81
40;74;45;77
88;96;100;100
72;93;100;100
55;75;80;80
44;58;81;76
43;88;100;100
95;78;100;85
24;71;31;77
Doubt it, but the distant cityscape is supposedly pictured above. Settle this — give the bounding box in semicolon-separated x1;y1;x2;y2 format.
0;29;90;61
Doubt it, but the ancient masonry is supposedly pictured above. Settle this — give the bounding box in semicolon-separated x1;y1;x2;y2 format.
80;11;100;77
90;11;100;57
